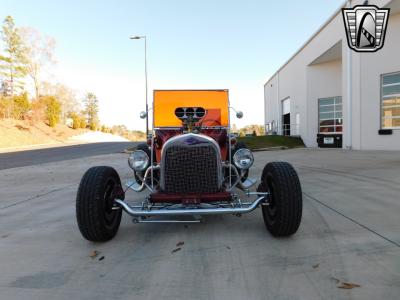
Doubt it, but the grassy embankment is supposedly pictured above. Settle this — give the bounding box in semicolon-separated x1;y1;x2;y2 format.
237;135;304;150
0;119;86;148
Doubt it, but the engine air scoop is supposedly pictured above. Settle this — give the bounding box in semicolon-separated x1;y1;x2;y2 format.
175;107;206;123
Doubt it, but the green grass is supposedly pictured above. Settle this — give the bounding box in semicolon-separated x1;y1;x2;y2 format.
237;135;304;150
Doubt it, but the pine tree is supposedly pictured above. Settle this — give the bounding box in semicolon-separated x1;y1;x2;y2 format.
84;92;99;130
0;16;28;96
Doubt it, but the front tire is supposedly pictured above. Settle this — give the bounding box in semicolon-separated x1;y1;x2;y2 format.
257;162;302;236
76;166;123;242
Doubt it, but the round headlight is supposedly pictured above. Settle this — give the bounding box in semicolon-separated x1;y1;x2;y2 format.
128;150;149;172
233;148;254;169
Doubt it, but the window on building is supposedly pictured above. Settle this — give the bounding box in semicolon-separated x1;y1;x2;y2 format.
318;96;342;133
382;72;400;129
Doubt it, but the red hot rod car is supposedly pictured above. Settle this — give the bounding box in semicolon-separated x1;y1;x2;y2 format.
76;90;302;241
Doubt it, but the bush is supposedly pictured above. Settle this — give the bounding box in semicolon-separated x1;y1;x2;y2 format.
30;98;46;122
68;111;87;130
89;122;97;131
12;93;30;119
39;96;61;127
0;96;12;118
72;117;80;129
68;112;80;129
0;94;30;119
100;125;110;133
79;116;87;129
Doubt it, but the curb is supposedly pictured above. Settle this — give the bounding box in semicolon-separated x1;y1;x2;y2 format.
251;146;289;152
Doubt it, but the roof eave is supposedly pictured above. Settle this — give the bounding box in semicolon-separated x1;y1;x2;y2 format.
263;0;348;86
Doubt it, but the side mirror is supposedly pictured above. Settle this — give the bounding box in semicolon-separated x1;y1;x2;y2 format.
140;111;147;119
236;111;243;119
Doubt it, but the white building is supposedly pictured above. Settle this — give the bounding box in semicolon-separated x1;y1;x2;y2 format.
264;0;400;150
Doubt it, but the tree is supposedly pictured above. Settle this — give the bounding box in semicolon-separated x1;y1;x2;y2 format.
100;125;110;133
109;124;145;141
84;92;99;130
0;16;28;96
41;82;77;123
20;27;55;100
231;123;238;133
239;124;265;136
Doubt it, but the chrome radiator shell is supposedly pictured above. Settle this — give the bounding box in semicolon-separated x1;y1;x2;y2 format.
160;133;222;193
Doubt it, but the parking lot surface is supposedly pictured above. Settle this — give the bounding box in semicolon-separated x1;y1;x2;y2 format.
0;148;399;299
0;142;134;170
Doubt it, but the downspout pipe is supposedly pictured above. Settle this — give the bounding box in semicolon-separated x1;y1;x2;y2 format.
346;0;352;149
277;72;280;135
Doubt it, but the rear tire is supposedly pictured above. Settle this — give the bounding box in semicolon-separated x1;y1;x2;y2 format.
257;162;302;236
76;166;123;242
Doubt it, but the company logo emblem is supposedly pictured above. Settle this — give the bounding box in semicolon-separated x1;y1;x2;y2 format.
342;5;389;52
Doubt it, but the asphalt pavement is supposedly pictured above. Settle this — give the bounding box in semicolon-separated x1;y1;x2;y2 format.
0;142;135;170
0;148;399;299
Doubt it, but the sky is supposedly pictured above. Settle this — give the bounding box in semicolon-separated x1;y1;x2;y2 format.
1;0;344;130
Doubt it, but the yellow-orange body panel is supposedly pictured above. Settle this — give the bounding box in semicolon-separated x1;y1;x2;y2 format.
153;90;229;127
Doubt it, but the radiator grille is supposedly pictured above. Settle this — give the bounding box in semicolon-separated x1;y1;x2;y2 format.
163;144;220;193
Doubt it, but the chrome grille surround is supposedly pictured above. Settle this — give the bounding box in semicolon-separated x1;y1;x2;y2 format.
160;133;222;193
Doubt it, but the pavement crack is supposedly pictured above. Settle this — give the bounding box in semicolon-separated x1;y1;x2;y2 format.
303;192;400;248
0;184;75;210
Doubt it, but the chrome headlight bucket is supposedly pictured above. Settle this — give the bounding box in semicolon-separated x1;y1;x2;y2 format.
233;148;254;170
128;150;149;172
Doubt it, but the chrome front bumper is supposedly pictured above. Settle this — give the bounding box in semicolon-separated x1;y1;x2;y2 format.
114;191;268;218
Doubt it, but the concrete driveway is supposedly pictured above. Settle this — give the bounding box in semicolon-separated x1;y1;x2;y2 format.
0;148;399;299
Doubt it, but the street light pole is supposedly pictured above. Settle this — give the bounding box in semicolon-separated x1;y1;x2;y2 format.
130;35;149;137
144;37;148;137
